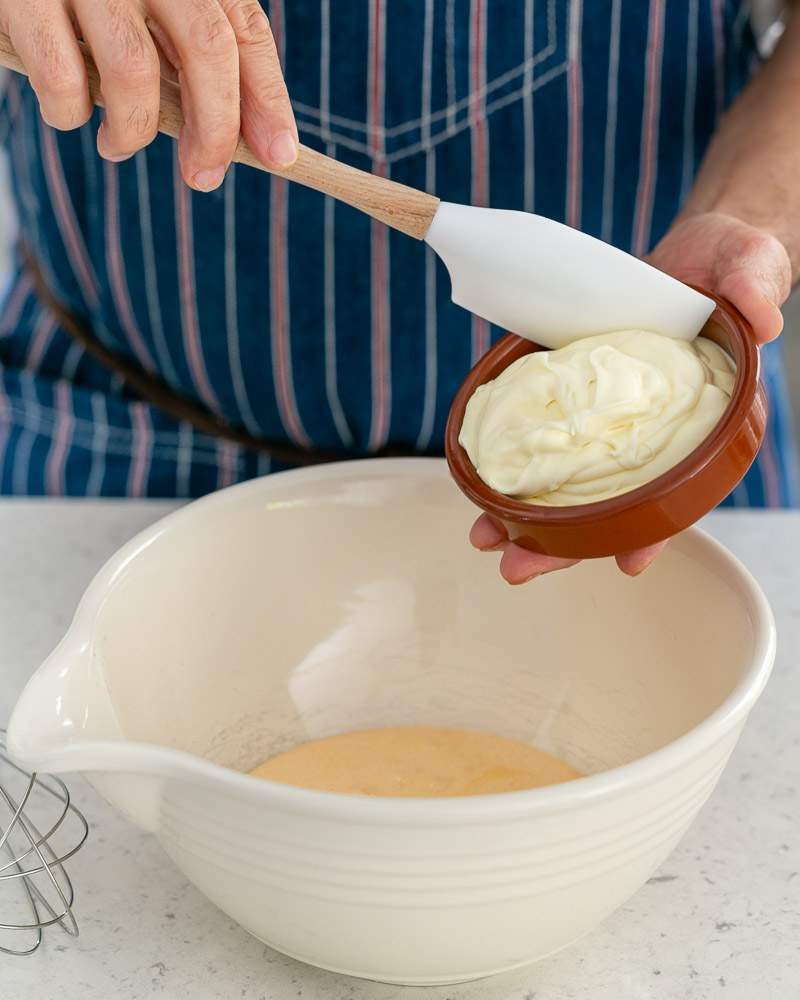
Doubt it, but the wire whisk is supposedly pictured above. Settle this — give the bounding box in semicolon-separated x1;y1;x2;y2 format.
0;728;88;956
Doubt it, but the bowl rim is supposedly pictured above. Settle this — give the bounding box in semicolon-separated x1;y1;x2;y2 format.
8;459;776;824
444;289;761;525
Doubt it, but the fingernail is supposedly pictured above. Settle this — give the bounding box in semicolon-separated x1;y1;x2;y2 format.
470;519;506;550
472;537;505;552
96;137;133;163
96;124;132;163
192;166;226;192
268;131;298;168
477;531;506;551
620;561;648;578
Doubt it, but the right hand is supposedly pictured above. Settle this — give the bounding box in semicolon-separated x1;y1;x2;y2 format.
0;0;298;190
468;212;793;586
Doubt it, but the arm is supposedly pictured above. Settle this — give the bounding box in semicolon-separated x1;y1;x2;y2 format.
475;11;800;583
649;8;800;343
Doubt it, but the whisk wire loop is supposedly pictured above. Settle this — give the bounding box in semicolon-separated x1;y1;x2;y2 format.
0;728;88;955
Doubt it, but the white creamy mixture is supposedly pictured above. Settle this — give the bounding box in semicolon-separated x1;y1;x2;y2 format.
459;331;735;506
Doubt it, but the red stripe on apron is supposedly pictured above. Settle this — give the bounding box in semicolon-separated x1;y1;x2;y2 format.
269;0;312;448
632;0;665;256
104;162;156;371
368;0;391;451
39;122;100;311
46;380;74;496
174;158;221;412
566;0;584;230
469;0;490;362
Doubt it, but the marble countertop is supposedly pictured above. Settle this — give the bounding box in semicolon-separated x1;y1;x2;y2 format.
1;501;797;1000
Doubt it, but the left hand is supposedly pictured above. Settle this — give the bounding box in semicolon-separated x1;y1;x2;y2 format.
646;211;792;343
469;211;793;585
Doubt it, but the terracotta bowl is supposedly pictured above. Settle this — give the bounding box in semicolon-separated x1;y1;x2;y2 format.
445;289;767;559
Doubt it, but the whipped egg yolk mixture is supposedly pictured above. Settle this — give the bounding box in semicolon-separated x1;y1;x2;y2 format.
249;726;580;797
459;330;735;506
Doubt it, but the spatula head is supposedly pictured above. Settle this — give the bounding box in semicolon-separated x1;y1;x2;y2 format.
425;202;715;350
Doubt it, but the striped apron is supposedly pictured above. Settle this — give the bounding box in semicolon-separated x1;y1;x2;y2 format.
0;0;796;504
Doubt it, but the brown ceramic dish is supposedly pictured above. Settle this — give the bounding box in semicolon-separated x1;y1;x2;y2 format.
445;288;767;559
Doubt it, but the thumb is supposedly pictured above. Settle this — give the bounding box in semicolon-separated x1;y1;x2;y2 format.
713;227;791;344
715;266;785;344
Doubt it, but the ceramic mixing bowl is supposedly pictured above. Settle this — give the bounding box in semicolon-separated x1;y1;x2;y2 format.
8;460;774;985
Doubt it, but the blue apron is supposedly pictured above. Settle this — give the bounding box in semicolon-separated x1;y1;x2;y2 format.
0;0;796;504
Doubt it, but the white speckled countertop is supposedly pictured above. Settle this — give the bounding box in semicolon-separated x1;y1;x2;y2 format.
1;502;798;999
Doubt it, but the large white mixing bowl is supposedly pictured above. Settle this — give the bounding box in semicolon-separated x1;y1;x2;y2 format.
8;460;774;985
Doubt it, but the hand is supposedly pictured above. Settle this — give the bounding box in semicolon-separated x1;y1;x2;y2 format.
0;0;298;190
469;211;792;584
468;515;665;584
647;211;792;342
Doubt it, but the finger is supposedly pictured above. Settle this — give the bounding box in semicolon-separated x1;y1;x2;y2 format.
220;0;298;169
8;5;92;130
615;542;666;577
469;514;508;551
499;543;579;585
72;0;160;161
147;24;179;82
150;0;240;191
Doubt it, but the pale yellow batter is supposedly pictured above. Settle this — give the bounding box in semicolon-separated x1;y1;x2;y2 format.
248;726;581;797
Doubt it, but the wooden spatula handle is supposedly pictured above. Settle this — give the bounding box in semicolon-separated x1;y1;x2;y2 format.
0;31;440;240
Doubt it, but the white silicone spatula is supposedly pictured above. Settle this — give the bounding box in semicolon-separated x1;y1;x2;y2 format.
0;33;715;350
425;203;715;346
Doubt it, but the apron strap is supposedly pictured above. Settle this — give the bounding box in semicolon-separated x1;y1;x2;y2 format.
22;247;413;467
